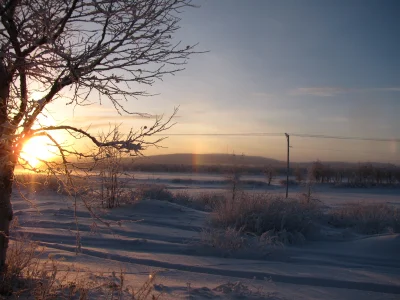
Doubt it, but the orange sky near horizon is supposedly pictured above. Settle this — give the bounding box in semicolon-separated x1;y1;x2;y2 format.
21;102;400;166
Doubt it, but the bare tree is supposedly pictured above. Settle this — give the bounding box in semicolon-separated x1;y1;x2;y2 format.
0;0;198;278
309;160;324;183
263;164;275;186
96;126;134;209
227;153;244;204
294;166;304;183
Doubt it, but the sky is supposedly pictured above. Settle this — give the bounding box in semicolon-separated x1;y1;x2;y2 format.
44;0;400;164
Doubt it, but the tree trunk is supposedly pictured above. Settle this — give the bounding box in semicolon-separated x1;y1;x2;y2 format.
0;61;14;280
0;164;14;278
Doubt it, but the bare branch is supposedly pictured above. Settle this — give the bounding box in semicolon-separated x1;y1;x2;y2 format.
28;107;178;156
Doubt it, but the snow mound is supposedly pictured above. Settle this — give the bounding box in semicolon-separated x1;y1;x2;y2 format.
347;234;400;258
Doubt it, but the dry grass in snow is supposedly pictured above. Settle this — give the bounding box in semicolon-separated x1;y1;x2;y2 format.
133;184;224;211
210;192;322;242
329;202;400;234
1;235;161;299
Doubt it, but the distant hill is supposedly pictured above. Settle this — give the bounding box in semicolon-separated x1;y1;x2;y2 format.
130;153;284;167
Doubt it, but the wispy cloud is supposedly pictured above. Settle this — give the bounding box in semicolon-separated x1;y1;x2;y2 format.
373;87;400;92
77;123;117;130
318;116;349;123
61;114;182;124
252;92;276;98
77;115;158;122
291;87;350;97
291;87;400;97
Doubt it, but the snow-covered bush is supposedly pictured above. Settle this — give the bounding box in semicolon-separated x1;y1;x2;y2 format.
328;203;400;234
211;192;322;242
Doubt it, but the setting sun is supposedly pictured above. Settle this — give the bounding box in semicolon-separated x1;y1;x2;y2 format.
20;136;56;167
17;111;66;168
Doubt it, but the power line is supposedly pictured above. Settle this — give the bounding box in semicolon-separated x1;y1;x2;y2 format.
154;132;400;142
293;146;399;156
154;132;283;137
290;133;400;143
294;148;400;164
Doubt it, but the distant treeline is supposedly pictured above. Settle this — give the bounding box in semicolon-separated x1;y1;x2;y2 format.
122;161;400;186
306;161;400;186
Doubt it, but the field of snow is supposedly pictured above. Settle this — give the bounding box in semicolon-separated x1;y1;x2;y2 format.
9;174;400;300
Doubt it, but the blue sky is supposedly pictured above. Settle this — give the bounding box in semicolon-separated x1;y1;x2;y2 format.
53;0;400;163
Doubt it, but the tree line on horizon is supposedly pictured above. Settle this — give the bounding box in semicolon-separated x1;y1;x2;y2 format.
119;160;400;186
306;160;400;186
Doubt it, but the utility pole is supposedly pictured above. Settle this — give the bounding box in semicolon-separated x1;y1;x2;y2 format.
285;133;290;198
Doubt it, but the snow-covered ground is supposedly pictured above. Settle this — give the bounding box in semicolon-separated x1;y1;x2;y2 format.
10;178;400;300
